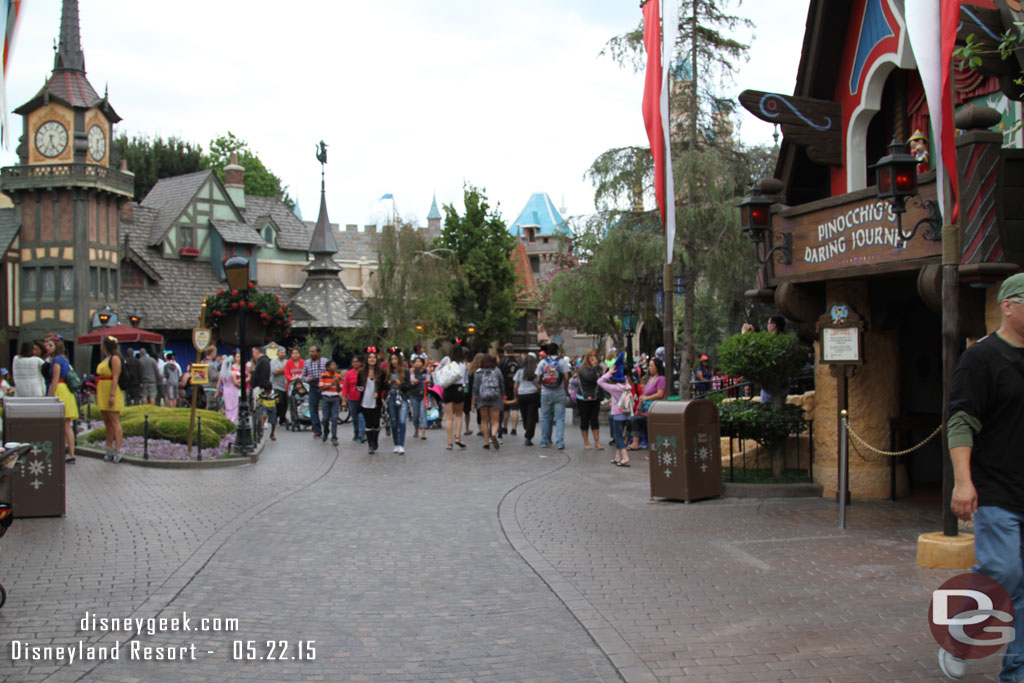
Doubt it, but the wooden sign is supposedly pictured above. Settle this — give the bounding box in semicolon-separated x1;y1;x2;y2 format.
190;363;209;385
816;304;865;366
192;328;211;352
770;181;942;284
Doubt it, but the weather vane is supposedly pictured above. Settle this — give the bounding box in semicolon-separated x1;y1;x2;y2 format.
316;140;328;191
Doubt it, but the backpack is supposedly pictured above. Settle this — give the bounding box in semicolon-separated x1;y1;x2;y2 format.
118;356;140;392
539;359;563;388
616;387;635;415
479;368;502;402
65;365;81;392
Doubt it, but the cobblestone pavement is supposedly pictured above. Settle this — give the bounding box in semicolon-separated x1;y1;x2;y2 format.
0;422;991;682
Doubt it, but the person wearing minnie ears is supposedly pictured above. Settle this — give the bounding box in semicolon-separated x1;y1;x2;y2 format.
537;343;571;449
96;336;126;463
940;272;1024;681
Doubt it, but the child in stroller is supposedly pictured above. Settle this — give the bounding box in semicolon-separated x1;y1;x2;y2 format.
289;378;311;431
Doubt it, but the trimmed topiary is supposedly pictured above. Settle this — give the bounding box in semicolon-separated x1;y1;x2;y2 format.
120;405;235;436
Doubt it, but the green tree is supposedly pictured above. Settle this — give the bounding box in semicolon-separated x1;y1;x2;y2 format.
434;185;519;349
598;0;755;396
538;212;663;348
202;132;294;209
114;133;204;201
334;222;455;351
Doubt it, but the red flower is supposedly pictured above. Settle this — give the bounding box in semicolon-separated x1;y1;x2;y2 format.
231;302;239;309
231;289;238;296
218;289;224;295
278;308;284;314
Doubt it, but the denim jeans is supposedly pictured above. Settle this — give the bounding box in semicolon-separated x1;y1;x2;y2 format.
387;393;408;447
308;388;322;434
409;395;427;429
320;395;340;440
347;398;365;439
610;415;628;449
539;390;566;447
974;506;1024;682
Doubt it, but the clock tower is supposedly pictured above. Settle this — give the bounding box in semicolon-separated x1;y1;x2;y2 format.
0;0;133;349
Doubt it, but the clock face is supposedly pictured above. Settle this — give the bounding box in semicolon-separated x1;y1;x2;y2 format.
87;124;106;162
34;120;69;158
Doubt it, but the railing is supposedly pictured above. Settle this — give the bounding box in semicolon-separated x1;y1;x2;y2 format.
693;378;754;400
1;163;134;195
722;419;814;483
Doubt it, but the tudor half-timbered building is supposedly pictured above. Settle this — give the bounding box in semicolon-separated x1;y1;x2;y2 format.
0;0;133;366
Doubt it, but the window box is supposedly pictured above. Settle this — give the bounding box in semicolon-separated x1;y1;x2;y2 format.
179;247;200;258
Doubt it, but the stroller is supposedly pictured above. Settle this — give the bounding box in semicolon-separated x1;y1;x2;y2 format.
289;379;312;431
0;442;30;609
425;384;444;430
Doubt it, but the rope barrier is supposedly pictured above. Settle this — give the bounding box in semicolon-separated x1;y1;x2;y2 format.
842;415;943;457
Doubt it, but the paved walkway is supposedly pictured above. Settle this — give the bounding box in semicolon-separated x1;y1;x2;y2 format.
0;422;990;682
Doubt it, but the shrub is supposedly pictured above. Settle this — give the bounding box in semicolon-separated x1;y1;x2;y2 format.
719;400;807;450
717;332;808;405
149;416;223;449
120;405;235;436
84;412;226;449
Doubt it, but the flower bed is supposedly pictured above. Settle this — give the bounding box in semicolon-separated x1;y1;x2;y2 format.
119;433;237;461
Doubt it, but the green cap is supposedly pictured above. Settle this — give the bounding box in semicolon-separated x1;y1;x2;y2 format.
998;273;1024;302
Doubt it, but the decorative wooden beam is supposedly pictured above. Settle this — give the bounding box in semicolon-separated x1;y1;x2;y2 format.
738;90;842;166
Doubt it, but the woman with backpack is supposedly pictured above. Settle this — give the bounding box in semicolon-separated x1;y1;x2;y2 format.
438;345;467;450
513;352;540;446
598;353;633;467
472;353;504;450
96;336;125;463
44;337;79;464
576;348;605;451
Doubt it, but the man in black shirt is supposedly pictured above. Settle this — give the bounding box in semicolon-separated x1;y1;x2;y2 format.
498;343;520;437
943;273;1024;681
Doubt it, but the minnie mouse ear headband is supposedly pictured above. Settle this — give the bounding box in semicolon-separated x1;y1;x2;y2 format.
366;346;378;354
387;346;401;355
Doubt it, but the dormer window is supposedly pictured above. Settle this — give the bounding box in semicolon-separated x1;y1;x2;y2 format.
525;227;536;242
180;225;196;249
264;225;275;246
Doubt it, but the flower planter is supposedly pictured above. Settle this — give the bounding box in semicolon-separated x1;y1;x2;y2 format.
218;310;269;347
179;247;200;258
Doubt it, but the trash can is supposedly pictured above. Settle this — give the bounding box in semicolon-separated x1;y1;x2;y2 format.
647;399;722;503
2;397;66;517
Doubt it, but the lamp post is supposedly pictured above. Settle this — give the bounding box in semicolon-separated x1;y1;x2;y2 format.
871;137;942;245
465;323;477;351
739;186;793;265
225;256;254;455
128;315;141;328
620;304;638;373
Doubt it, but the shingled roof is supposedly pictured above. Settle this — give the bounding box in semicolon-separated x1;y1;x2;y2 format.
0;208;20;255
140;170;214;246
244;194;311;251
120;208;286;330
210;220;266;246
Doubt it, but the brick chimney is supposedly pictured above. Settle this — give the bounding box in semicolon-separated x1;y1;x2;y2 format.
224;153;245;209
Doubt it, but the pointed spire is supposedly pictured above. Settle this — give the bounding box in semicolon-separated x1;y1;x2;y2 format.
54;0;86;72
308;185;339;257
427;193;442;220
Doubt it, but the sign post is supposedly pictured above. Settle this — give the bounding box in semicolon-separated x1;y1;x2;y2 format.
816;303;865;512
187;300;209;457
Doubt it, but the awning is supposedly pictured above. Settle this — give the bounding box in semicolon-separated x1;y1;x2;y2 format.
76;325;164;345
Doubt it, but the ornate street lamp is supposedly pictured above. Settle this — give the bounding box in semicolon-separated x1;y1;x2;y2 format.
620;304;638;372
128;315;141;328
225;256;255;455
871;137;941;245
739;185;792;265
96;305;114;327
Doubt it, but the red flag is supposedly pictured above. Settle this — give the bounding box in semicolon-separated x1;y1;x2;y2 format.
940;0;960;222
642;0;665;225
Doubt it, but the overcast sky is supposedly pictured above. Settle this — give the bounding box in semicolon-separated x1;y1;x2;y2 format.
1;0;808;228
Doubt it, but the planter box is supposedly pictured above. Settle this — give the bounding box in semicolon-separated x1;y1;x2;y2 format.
217;311;268;347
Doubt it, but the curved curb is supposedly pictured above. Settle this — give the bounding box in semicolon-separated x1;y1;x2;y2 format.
497;452;656;683
74;437;266;469
44;441;341;683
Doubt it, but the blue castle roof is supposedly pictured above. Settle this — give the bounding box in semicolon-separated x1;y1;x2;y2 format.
427;193;442;220
507;193;567;235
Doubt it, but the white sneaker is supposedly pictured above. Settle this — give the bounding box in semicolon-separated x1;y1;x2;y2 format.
937;648;966;680
397;446;405;454
392;446;398;453
112;450;123;464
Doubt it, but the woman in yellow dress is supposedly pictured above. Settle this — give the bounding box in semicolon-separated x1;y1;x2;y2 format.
44;337;80;464
96;336;125;463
